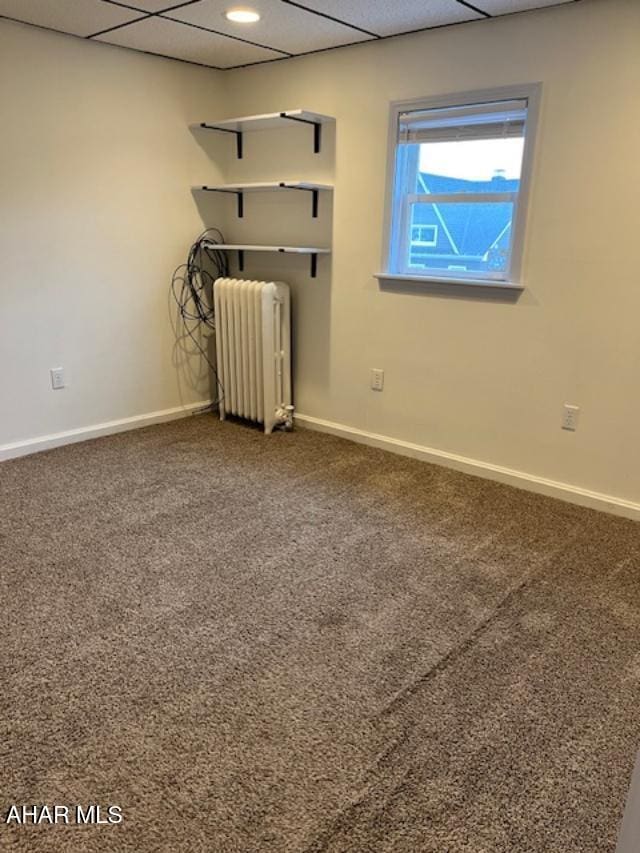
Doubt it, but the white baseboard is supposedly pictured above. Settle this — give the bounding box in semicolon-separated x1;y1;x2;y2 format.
295;413;640;522
0;400;212;463
4;405;638;522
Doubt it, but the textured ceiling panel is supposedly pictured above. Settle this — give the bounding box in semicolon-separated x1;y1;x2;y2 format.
287;0;483;37
104;0;194;12
165;0;374;55
471;0;576;12
0;0;583;69
94;15;285;67
0;0;141;37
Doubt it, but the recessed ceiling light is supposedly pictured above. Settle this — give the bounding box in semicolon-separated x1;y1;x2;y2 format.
225;7;261;23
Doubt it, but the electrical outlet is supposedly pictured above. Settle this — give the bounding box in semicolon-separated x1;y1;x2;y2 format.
562;403;579;431
50;367;65;390
370;368;384;392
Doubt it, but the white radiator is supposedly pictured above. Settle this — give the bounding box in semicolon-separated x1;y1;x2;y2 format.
213;278;292;434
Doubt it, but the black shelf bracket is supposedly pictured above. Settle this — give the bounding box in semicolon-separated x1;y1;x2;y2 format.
200;187;244;217
198;123;243;159
277;247;319;277
238;250;245;272
280;183;320;218
279;113;322;154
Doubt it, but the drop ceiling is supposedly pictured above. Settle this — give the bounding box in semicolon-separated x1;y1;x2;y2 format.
0;0;581;70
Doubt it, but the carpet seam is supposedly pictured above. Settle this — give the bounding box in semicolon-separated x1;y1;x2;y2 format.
302;524;585;853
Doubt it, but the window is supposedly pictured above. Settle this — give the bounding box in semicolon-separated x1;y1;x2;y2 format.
382;86;540;286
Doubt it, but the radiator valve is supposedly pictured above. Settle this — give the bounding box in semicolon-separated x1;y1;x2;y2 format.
276;405;295;431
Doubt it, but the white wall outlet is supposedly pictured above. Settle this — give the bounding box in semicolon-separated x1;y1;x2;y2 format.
50;367;65;390
370;368;384;392
562;403;579;431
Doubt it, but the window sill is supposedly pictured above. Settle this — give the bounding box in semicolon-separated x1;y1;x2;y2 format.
375;273;524;290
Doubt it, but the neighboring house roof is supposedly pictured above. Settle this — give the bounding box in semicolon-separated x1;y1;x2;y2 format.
413;172;518;261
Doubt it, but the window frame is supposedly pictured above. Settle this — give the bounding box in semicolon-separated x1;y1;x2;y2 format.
378;84;542;290
411;224;438;248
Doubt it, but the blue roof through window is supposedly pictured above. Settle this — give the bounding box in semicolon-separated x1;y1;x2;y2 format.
413;173;518;261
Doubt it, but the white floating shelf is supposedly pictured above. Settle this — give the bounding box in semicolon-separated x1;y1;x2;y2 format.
191;110;335;158
204;243;330;278
193;182;333;218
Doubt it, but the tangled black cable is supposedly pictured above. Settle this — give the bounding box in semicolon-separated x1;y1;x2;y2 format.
171;228;229;407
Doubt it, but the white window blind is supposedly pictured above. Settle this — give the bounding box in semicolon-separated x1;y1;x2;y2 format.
398;99;527;144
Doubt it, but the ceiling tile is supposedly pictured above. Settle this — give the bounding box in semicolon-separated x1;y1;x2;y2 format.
106;0;192;11
94;15;285;67
164;0;374;55
471;0;576;12
282;0;483;38
0;0;142;37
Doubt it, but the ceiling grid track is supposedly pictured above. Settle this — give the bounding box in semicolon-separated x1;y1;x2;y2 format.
278;0;382;38
456;0;492;17
155;15;293;55
89;14;151;39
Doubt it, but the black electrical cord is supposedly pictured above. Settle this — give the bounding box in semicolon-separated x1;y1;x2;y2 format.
171;228;229;408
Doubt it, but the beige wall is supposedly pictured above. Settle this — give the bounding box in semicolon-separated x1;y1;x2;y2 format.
2;0;639;511
224;0;640;506
0;19;226;450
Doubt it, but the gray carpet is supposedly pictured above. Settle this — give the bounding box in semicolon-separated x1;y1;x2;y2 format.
1;415;639;852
